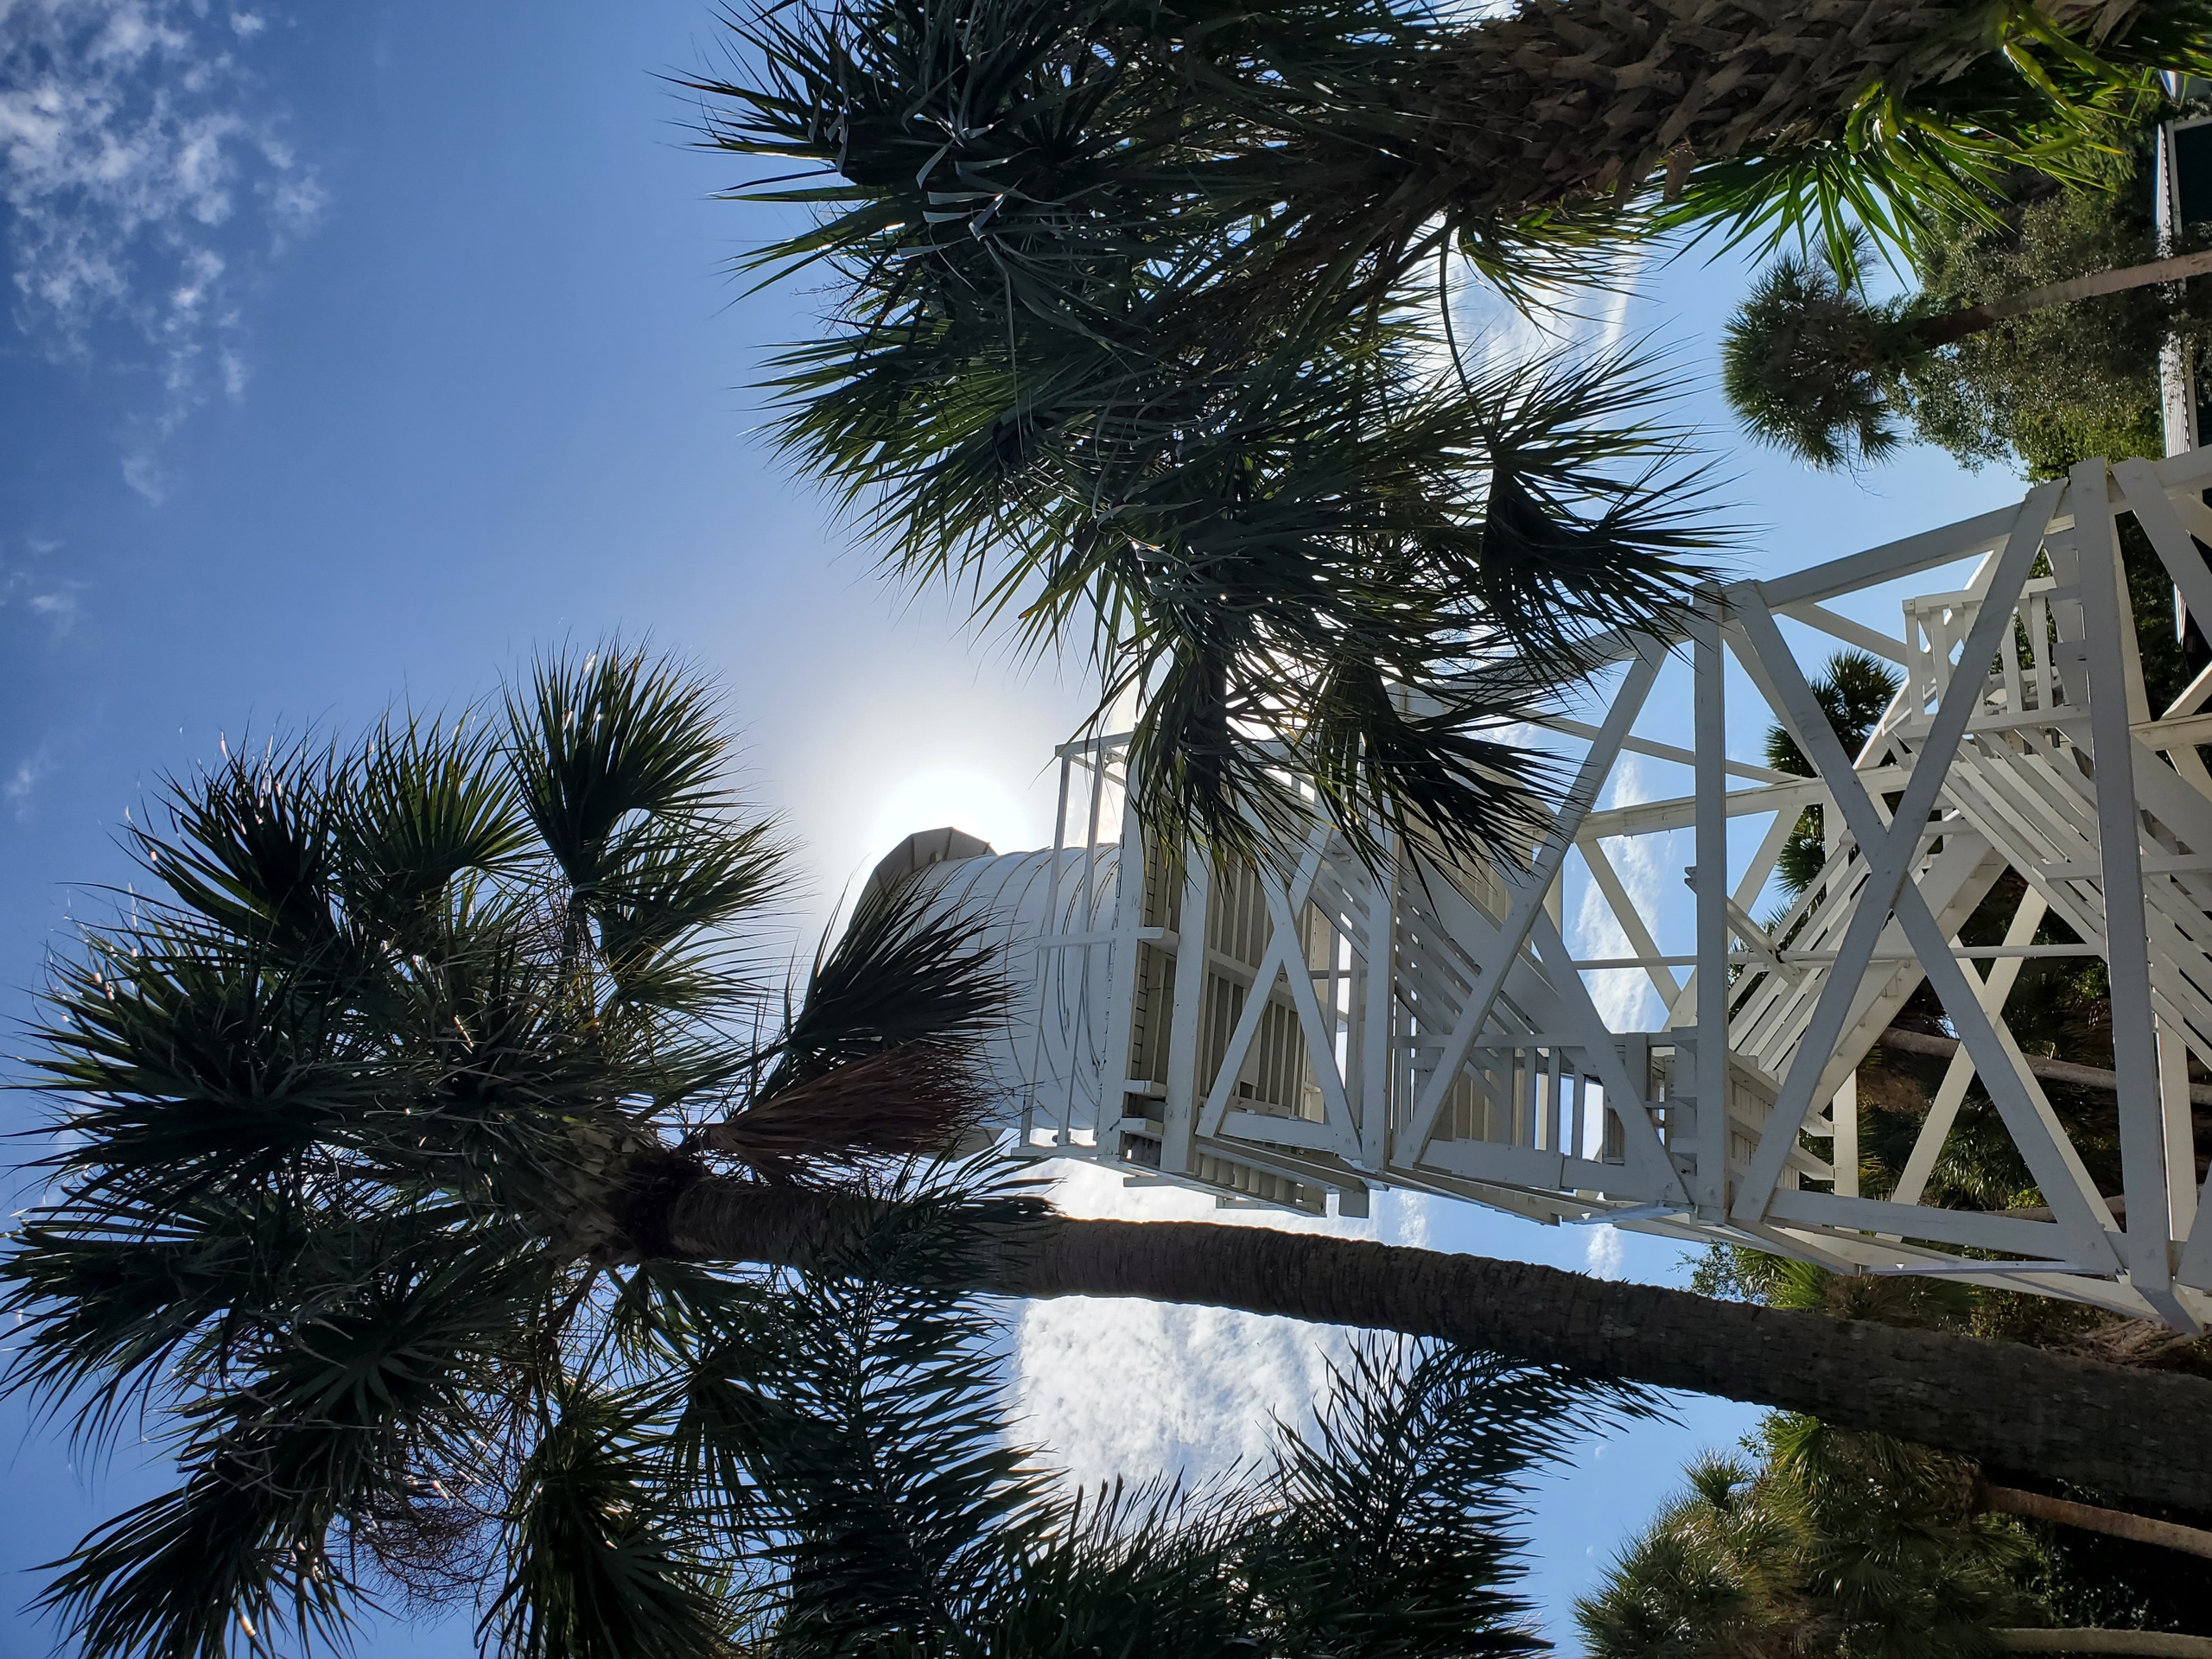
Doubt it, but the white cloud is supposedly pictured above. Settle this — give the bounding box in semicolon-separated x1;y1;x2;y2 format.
28;588;78;631
1444;242;1645;386
0;0;324;493
5;741;53;818
1584;1224;1626;1280
1008;1161;1433;1496
1573;754;1677;1033
0;543;84;633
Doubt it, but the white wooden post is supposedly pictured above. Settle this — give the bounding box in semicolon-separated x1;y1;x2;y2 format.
1157;855;1212;1175
2074;459;2185;1316
1694;590;1731;1217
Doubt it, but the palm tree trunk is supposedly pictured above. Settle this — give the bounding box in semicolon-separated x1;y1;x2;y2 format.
1879;1024;2212;1106
1914;248;2212;348
662;1177;2212;1515
1993;1632;2212;1655
1402;0;2146;221
1978;1479;2212;1561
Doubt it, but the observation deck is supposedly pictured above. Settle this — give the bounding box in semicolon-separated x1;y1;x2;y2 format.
873;451;2212;1332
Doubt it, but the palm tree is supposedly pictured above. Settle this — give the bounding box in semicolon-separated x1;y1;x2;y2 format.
0;649;1649;1658
2;643;1008;1658
714;1225;1652;1659
1760;647;1903;895
691;0;2212;855
16;648;2212;1659
1578;1397;2212;1656
710;0;2210;362
1724;227;2212;469
645;1176;2212;1513
1576;1421;2050;1659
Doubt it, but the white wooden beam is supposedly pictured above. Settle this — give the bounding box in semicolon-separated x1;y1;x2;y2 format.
1359;838;1396;1172
1694;593;1731;1216
1726;482;2061;1228
1156;854;1212;1175
1892;891;2048;1207
1735;582;2123;1271
1580;838;1681;1008
1402;638;1666;1157
2075;458;2191;1322
1776;599;1910;664
1258;871;1365;1165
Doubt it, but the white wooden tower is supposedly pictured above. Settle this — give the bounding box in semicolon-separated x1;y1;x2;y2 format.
874;452;2212;1332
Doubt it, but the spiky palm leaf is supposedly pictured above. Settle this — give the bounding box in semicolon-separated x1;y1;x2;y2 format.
691;0;2210;856
1721;235;1924;471
709;0;2209;355
3;646;1010;1659
1579;1413;2045;1659
6;648;1660;1659
706;1169;1656;1656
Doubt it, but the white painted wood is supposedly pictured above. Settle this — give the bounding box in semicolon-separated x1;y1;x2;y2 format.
915;457;2212;1328
1892;891;2048;1207
1257;871;1365;1164
1359;839;1395;1171
1157;855;1212;1175
1402;639;1665;1157
1777;599;1910;664
2160;1017;2198;1245
1726;484;2062;1227
1581;837;1683;1008
1694;594;1731;1215
2073;459;2177;1299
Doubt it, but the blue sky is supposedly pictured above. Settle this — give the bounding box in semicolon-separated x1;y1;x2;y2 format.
0;3;2035;1653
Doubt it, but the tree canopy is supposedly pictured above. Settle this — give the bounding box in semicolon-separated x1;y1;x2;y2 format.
695;0;2212;859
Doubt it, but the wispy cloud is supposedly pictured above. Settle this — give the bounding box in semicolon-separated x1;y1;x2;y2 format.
0;537;84;634
0;0;325;496
1443;242;1646;386
1573;753;1676;1033
5;740;54;820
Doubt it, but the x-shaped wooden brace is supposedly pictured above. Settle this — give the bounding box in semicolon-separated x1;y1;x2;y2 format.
1196;821;1364;1163
1402;850;1688;1202
1728;480;2122;1273
1401;634;1669;1159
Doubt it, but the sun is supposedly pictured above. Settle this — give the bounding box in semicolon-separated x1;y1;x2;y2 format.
866;766;1039;865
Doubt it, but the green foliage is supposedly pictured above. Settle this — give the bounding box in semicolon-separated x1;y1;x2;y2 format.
593;1174;1654;1659
8;647;1661;1659
1676;1253;2212;1635
697;0;2212;860
489;1380;732;1659
1899;179;2198;479
1761;650;1904;897
1665;3;2212;270
1722;236;1928;471
1;646;1029;1659
1578;1415;2044;1659
1249;1339;1659;1657
1574;1452;1809;1659
1725;165;2212;479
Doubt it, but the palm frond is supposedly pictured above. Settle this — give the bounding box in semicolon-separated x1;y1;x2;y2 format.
762;879;1003;1088
487;1378;735;1659
505;643;749;892
133;735;349;959
713;1161;1061;1651
1252;1337;1665;1657
1720;235;1923;470
37;1459;361;1659
5;647;804;1658
340;711;533;946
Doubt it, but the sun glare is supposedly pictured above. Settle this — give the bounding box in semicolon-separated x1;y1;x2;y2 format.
865;766;1039;867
